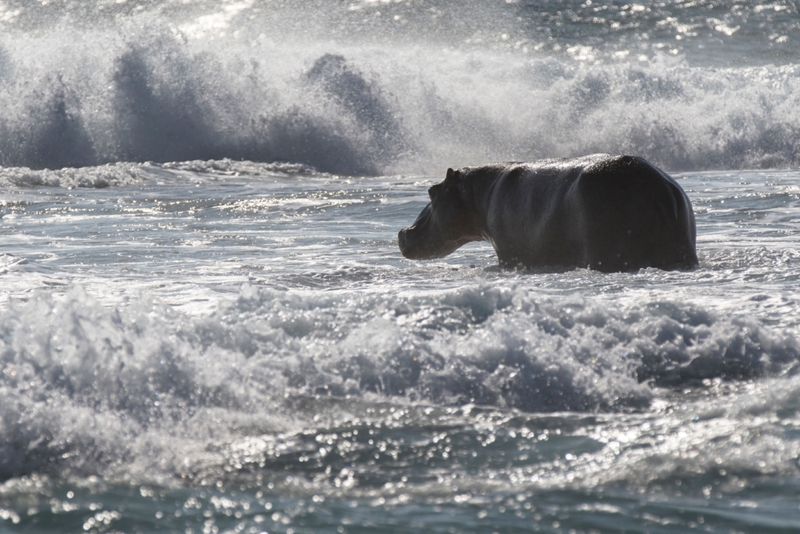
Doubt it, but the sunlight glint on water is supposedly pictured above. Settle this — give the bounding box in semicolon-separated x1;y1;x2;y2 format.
1;1;800;533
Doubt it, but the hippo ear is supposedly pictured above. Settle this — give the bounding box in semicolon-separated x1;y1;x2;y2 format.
444;168;459;188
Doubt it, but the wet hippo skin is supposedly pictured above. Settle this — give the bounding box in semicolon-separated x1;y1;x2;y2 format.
399;154;698;272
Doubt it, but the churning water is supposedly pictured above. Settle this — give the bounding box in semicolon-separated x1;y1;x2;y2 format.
1;1;800;533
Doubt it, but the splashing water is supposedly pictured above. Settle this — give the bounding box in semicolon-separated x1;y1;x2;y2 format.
0;0;798;173
2;1;800;533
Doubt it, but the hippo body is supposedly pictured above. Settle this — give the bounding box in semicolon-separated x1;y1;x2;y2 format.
398;154;698;272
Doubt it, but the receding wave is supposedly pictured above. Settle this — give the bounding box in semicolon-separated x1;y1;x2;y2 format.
0;2;798;174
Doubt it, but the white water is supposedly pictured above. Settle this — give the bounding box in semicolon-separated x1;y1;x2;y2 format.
1;1;800;533
0;1;799;174
2;163;799;487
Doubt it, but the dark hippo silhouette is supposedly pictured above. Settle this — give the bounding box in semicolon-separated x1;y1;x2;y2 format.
398;154;698;272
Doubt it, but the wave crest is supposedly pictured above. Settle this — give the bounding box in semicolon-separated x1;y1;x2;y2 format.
0;11;799;174
1;284;799;480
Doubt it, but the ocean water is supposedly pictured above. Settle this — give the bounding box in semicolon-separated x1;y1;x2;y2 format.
2;1;800;533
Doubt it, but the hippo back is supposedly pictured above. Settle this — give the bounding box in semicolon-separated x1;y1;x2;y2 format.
573;155;698;271
478;161;587;268
478;154;698;271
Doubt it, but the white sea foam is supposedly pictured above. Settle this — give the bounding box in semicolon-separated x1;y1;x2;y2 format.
0;2;798;174
1;283;797;484
2;1;800;529
0;163;148;189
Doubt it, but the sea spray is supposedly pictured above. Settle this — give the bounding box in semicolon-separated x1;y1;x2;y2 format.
2;2;800;531
0;1;798;173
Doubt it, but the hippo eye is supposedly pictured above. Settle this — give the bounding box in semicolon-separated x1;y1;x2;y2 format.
428;185;439;200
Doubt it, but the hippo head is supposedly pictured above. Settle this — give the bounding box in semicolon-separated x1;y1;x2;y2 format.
398;168;482;260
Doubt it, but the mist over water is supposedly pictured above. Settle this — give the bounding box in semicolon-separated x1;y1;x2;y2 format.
0;0;798;174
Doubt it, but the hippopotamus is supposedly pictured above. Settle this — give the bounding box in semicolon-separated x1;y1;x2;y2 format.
398;154;698;272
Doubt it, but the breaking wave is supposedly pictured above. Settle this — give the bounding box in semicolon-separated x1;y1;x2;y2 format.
0;2;798;174
1;284;798;482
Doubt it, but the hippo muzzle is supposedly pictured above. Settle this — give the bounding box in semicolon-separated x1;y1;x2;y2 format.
398;204;441;259
398;192;480;260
